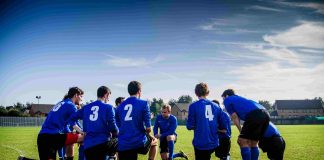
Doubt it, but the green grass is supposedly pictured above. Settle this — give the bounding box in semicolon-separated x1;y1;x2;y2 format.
0;125;324;160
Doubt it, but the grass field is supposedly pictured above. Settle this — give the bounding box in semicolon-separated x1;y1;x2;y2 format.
0;125;324;160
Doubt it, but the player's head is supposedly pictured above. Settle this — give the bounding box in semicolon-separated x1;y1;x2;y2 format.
161;104;171;118
128;81;142;97
67;87;84;105
212;99;220;105
97;86;111;103
221;89;236;100
115;97;125;106
195;82;209;97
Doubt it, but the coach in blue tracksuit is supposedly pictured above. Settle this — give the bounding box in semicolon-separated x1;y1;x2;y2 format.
259;122;285;160
186;83;226;160
68;86;118;160
153;104;188;160
37;87;84;160
116;81;158;160
222;89;270;160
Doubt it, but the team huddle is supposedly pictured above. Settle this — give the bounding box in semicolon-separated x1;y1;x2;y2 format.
28;81;285;160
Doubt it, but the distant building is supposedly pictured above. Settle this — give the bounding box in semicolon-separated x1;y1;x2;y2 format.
29;104;54;117
171;103;189;121
273;100;324;118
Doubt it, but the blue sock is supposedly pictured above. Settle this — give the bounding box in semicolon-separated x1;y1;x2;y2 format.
58;147;65;159
251;147;259;160
79;145;85;160
241;147;251;160
167;140;174;160
173;153;181;158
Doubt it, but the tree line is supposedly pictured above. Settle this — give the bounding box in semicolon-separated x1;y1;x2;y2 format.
1;96;323;117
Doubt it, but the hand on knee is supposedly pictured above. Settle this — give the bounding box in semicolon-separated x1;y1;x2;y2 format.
167;135;176;141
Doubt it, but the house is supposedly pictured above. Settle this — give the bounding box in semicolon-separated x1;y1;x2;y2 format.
29;104;54;117
273;100;324;118
171;103;189;121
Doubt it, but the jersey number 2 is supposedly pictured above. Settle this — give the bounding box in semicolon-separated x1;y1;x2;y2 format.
124;104;133;121
205;105;214;121
90;106;99;121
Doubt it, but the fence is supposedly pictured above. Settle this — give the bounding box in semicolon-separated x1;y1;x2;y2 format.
0;117;46;127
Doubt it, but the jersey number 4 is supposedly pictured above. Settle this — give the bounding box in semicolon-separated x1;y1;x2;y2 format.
124;104;133;121
90;106;99;121
205;105;214;121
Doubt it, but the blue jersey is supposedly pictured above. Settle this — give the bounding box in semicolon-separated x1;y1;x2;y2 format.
40;99;77;134
218;110;231;139
116;97;151;151
264;122;280;138
68;100;118;149
153;114;177;138
223;95;265;121
186;99;225;150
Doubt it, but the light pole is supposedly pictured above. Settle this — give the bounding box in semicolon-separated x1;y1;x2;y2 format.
36;96;41;105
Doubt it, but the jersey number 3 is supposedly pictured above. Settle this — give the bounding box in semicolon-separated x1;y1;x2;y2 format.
90;106;99;121
124;104;133;121
205;105;214;121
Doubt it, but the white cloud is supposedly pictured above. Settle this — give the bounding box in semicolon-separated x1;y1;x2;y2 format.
298;48;324;54
227;62;324;102
243;44;303;66
263;21;324;49
248;5;284;12
104;54;164;67
278;2;324;14
199;19;230;31
199;16;258;34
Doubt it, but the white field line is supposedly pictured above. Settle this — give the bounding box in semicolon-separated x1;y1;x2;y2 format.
1;144;25;155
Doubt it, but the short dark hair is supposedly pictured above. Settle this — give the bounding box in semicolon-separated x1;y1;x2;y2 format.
115;97;125;106
66;87;84;99
128;81;141;95
195;82;209;97
97;86;111;98
212;99;220;105
221;89;236;97
62;94;69;100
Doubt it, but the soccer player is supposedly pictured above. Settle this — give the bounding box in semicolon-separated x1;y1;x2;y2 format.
58;95;82;160
115;81;158;160
259;122;285;160
68;86;118;160
212;100;231;160
115;97;125;107
153;104;188;160
222;89;270;160
37;87;85;160
186;83;226;160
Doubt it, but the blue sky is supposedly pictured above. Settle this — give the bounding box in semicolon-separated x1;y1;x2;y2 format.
0;0;323;106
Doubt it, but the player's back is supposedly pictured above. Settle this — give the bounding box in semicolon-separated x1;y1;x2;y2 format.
187;99;223;150
82;100;117;149
40;99;77;134
264;122;280;138
224;95;265;121
116;96;151;151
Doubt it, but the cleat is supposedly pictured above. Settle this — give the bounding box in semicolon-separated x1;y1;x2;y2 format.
17;156;24;160
179;150;188;160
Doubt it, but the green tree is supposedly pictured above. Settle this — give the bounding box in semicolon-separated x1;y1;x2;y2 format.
259;100;272;111
7;109;21;117
150;98;164;115
0;106;8;116
178;95;193;103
